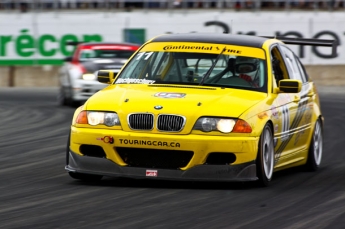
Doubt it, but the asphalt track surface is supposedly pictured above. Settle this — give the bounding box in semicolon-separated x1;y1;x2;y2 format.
0;86;344;229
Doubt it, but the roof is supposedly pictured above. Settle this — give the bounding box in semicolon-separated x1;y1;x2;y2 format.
80;42;141;47
151;33;269;48
78;42;141;51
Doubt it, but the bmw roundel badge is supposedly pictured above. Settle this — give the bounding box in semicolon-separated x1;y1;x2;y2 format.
154;105;163;110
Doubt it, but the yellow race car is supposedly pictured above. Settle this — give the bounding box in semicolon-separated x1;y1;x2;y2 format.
65;33;336;186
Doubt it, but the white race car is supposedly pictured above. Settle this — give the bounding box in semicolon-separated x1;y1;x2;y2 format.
57;42;140;106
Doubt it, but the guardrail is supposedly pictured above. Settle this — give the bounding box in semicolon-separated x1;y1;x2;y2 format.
0;0;344;12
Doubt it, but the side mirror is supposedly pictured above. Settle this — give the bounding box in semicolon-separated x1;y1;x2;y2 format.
63;56;73;62
97;70;117;84
278;79;302;93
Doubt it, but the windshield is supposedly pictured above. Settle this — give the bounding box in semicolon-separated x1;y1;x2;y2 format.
115;43;267;92
79;49;136;61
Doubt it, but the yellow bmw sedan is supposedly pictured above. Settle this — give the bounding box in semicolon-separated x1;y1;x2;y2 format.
65;33;336;186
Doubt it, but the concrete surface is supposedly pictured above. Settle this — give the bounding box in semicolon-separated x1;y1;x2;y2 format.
0;65;345;87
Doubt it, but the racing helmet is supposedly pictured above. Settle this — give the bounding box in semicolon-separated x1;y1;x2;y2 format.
235;56;259;80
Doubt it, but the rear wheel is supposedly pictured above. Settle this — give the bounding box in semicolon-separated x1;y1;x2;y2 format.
256;124;275;187
305;119;323;171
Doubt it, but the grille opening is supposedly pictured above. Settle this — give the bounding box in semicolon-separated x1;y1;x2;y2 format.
80;145;106;158
157;115;185;132
116;147;194;169
128;113;154;130
205;153;236;165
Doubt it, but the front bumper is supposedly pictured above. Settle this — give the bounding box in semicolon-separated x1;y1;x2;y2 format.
66;127;260;182
66;151;257;182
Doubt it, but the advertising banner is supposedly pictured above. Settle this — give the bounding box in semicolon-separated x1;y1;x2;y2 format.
0;11;344;65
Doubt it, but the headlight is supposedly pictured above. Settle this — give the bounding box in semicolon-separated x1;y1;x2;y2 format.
82;73;96;80
194;117;251;133
217;119;236;133
76;111;121;127
201;118;217;132
194;117;236;133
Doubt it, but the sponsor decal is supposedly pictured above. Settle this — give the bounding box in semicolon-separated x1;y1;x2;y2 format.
271;105;279;119
154;92;186;98
141;42;265;58
146;170;158;177
163;44;215;51
116;78;155;84
274;124;279;132
119;139;180;148
162;45;242;54
96;136;114;144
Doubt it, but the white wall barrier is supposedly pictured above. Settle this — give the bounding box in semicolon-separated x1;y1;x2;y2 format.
0;10;344;65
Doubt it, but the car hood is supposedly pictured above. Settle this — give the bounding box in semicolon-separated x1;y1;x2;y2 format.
85;84;267;118
82;58;128;72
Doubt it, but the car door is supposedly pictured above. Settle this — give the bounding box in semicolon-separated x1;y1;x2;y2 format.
278;45;314;151
269;44;304;166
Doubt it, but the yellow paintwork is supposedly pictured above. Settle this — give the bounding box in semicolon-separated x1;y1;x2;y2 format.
69;37;322;174
70;126;259;168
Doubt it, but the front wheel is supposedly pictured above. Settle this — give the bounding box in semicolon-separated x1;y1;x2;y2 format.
305;119;323;171
256;124;275;187
57;87;69;106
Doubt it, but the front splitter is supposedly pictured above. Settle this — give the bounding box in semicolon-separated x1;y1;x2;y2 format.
66;151;258;182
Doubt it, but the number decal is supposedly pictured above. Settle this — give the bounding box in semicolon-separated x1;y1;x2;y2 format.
136;52;153;60
144;52;154;60
281;105;290;141
136;52;145;60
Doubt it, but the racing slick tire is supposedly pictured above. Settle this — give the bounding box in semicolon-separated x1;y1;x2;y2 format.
58;87;80;107
256;123;275;187
305;118;323;172
57;87;69;106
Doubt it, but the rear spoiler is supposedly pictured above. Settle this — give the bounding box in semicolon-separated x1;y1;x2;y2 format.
262;36;337;58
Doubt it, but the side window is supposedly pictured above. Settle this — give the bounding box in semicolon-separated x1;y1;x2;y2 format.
295;56;308;83
270;46;288;84
280;45;304;82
